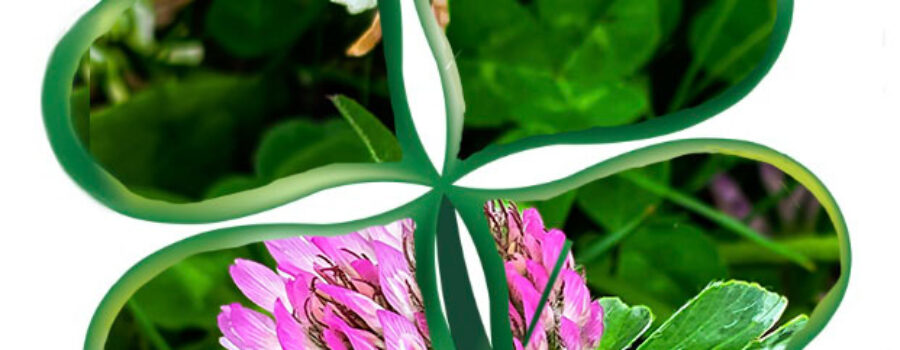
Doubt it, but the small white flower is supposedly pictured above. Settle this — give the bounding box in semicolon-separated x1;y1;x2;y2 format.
331;0;377;15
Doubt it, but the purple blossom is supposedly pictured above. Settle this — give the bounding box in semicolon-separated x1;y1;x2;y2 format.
218;219;428;350
219;202;604;349
486;201;604;350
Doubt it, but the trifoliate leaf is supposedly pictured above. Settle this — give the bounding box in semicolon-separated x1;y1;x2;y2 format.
637;281;788;350
743;315;809;350
599;297;655;350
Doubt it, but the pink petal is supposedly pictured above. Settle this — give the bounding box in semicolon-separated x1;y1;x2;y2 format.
507;273;546;329
373;241;417;320
264;237;321;277
274;299;310;350
340;326;380;350
230;259;287;312
414;312;430;340
583;300;605;347
322;306;380;350
561;269;591;324
521;208;545;240
217;303;278;349
317;284;384;332
508;302;525;333
524;260;549;295
401;220;418;266
351;259;379;284
378;310;428;350
540;229;567;273
524;327;548;350
359;221;404;250
219;337;240;350
311;233;374;273
559;316;583;350
522;234;543;265
322;328;350;350
284;273;314;322
513;338;525;350
218;304;243;349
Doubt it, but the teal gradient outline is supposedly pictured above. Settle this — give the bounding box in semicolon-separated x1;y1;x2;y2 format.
42;0;849;349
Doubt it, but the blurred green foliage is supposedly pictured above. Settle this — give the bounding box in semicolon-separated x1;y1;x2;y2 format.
89;0;797;348
449;0;777;156
73;0;779;202
74;0;395;202
530;155;839;329
106;155;838;349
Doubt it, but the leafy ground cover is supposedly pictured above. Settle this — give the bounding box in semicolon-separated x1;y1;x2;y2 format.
105;155;839;349
72;0;778;200
73;0;397;202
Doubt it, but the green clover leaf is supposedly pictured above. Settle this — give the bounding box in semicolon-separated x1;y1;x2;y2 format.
42;0;848;349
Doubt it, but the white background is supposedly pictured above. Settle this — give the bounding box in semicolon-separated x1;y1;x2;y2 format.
1;0;898;348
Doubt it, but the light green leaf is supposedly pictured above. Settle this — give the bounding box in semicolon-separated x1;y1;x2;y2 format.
743;315;809;350
599;297;655;350
637;281;788;350
205;0;323;57
330;95;402;163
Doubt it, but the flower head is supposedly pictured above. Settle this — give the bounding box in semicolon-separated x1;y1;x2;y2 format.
486;201;605;350
218;219;428;350
219;202;603;350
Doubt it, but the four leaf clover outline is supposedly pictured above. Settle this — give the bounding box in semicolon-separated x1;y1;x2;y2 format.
40;0;849;349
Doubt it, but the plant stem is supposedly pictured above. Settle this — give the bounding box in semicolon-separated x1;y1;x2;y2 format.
667;0;738;113
686;23;774;103
576;206;654;264
718;235;840;265
127;300;172;350
621;172;816;271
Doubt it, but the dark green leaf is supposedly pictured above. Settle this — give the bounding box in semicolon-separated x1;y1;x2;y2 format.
637;281;787;350
329;95;402;163
617;221;728;305
743;315;809;350
561;0;661;81
533;190;577;229
658;0;683;40
205;0;322;57
254;119;370;180
689;0;777;84
131;249;248;329
447;0;659;134
89;74;289;199
577;163;669;231
598;297;655;350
